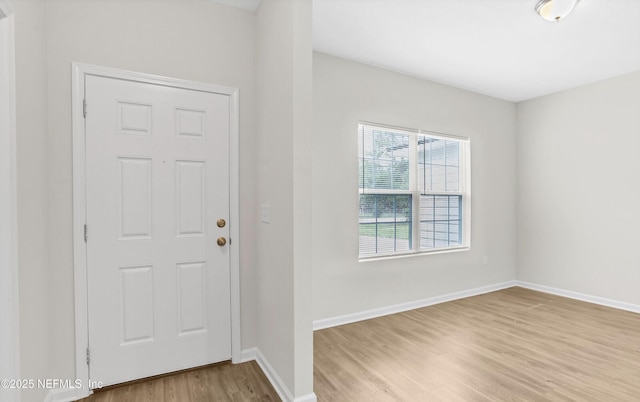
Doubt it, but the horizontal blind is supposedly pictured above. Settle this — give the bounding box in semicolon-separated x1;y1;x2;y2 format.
359;194;412;256
419;195;462;249
417;135;460;193
358;123;469;257
359;124;411;192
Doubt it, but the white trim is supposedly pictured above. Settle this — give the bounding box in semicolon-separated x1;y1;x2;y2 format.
43;388;87;402
0;3;19;402
239;348;317;402
246;348;293;401
71;63;90;400
71;63;241;397
294;393;318;402
229;89;241;363
359;245;470;262
239;347;257;363
255;348;316;402
313;281;517;330
251;348;293;401
358;120;469;142
516;281;640;314
313;280;640;331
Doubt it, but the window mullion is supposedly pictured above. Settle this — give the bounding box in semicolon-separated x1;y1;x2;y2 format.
408;134;419;252
409;133;417;191
358;123;469;258
421;191;464;196
412;190;420;251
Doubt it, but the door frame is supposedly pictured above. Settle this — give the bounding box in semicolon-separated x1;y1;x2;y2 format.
72;63;241;396
0;2;19;402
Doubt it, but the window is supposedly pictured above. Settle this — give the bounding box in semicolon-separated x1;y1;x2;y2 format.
358;123;470;258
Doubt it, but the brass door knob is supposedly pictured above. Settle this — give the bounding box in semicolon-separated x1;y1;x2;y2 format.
217;219;226;228
217;237;227;247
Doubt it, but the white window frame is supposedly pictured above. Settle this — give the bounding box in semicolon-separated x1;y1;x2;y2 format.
358;122;471;260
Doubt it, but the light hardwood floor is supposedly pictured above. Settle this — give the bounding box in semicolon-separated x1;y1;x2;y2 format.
80;287;640;401
314;287;640;401
78;361;279;402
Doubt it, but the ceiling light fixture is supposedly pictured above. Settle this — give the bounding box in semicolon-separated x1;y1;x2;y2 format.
535;0;581;21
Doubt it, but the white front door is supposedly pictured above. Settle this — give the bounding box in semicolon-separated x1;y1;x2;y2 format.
85;75;231;387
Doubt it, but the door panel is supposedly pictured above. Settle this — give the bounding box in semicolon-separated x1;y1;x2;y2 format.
85;75;231;387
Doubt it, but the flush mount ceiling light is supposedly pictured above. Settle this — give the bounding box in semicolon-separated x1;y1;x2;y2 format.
536;0;581;21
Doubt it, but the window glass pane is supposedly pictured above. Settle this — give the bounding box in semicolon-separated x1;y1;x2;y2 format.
418;164;431;193
449;222;460;238
446;166;459;192
418;136;462;193
359;127;410;190
359;124;468;257
419;195;462;250
446;141;459;167
434;222;450;248
434;196;449;220
359;194;412;256
432;165;446;192
419;221;434;249
430;139;445;165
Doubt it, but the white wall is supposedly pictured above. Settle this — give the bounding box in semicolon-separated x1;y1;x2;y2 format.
14;0;257;398
0;2;20;402
312;53;517;321
291;0;314;397
12;0;50;400
255;0;314;399
517;70;640;305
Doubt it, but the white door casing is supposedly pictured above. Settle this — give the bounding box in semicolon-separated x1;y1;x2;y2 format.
73;64;240;393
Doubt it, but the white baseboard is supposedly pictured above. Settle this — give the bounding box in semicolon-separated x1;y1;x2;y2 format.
43;387;88;402
515;281;640;314
294;392;318;402
253;348;292;402
240;347;257;363
313;280;517;330
242;347;317;402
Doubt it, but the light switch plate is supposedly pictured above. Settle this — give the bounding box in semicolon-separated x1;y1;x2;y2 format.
261;204;270;223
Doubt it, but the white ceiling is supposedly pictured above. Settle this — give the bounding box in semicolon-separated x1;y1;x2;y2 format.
313;0;640;102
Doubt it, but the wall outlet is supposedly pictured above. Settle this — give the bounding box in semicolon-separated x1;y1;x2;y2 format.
260;204;270;223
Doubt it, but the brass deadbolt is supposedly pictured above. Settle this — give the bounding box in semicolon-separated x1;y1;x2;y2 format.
217;219;226;228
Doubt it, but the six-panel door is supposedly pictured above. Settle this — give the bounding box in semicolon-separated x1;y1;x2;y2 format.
85;75;231;386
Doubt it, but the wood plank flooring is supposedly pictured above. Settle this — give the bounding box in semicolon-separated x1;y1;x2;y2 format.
79;287;640;401
314;287;640;401
78;361;279;402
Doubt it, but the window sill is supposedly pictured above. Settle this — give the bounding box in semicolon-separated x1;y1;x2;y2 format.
358;246;470;263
